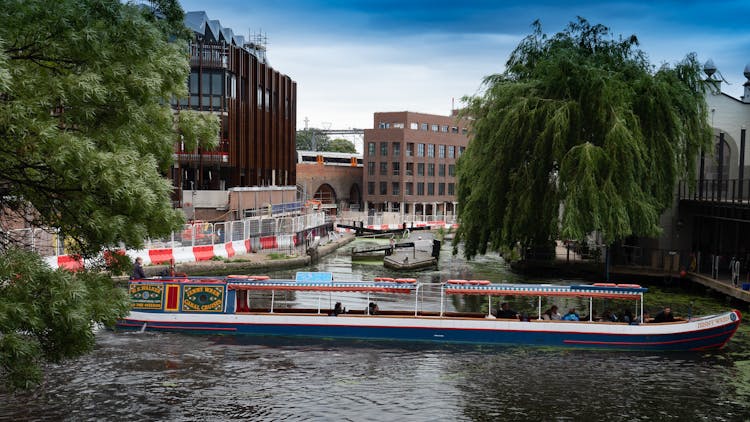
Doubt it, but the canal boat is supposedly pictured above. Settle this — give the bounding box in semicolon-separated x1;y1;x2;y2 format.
116;272;741;351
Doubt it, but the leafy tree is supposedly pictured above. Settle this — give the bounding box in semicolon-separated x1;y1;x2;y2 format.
296;128;330;151
0;248;130;391
0;0;217;390
455;18;711;259
0;0;218;255
327;138;357;153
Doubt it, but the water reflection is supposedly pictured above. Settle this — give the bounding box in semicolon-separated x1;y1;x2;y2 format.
2;238;750;421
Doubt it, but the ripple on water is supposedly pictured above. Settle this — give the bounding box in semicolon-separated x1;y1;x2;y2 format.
3;248;750;421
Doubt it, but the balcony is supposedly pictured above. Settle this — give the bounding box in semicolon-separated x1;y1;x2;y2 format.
679;178;750;205
189;44;229;69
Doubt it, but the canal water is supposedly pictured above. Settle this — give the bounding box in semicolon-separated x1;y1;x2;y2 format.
3;238;750;421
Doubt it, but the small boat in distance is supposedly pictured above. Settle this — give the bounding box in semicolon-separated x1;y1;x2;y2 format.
116;272;741;351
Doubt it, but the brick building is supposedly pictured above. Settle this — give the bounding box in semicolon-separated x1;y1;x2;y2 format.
172;11;297;207
363;111;469;218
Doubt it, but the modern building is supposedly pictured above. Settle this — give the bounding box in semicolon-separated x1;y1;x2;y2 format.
172;11;297;208
362;111;469;218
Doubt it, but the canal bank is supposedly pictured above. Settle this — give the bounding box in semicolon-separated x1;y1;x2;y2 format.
115;232;355;282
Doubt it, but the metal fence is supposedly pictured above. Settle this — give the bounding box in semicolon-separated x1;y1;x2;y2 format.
6;212;329;257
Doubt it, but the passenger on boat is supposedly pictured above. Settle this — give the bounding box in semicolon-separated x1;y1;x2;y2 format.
331;302;346;316
621;309;634;324
130;257;146;280
562;308;580;321
542;305;561;320
653;307;675;323
368;302;379;315
496;302;519;319
601;309;617;322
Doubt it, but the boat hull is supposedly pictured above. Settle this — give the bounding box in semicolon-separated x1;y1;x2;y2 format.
116;310;741;352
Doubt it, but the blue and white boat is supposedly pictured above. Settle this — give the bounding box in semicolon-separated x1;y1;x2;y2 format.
116;272;741;351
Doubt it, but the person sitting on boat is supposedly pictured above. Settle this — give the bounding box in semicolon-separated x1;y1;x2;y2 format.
496;302;519;319
130;257;146;280
600;309;617;322
368;302;379;315
331;302;346;316
621;309;634;324
542;305;561;320
562;308;580;321
653;307;675;323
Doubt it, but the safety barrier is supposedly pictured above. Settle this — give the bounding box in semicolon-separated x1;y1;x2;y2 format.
149;248;174;265
193;245;215;261
41;219;333;270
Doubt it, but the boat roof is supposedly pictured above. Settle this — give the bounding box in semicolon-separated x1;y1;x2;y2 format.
227;279;416;294
443;283;646;299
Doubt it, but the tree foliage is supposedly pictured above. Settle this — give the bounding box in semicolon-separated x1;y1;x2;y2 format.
0;0;218;256
0;248;130;391
327;138;357;153
295;128;331;151
455;18;711;259
0;0;217;391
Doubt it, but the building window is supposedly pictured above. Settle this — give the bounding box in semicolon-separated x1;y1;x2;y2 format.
405;182;413;195
421;123;428;131
427;144;435;158
368;162;375;176
458;147;465;157
410;122;418;130
393;122;404;129
417;144;425;157
368;142;376;156
438;183;445;195
368;182;375;195
448;183;455;195
440;125;448;133
431;124;438;132
380;142;388;156
417;163;425;176
451;126;458;134
380;182;388;195
439;145;445;158
417;182;424;195
448;164;456;176
378;122;388;129
380;162;388;175
392;143;400;156
406;162;413;176
438;164;445;177
462;128;468;135
427;163;435;176
406;143;414;157
392;162;400;176
448;145;455;158
428;183;434;195
392;182;400;195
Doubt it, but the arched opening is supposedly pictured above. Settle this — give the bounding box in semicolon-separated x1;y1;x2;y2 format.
314;183;337;205
348;183;361;211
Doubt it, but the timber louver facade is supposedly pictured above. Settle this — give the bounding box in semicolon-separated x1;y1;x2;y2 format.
172;12;297;205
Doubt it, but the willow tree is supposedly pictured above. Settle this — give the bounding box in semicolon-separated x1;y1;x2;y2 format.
0;0;217;390
455;18;711;259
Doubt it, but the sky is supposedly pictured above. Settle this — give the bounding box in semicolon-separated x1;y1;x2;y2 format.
179;0;750;132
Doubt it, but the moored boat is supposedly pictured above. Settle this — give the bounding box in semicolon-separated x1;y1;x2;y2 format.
116;272;741;351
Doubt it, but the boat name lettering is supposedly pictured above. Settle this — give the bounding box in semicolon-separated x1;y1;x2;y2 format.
696;316;729;329
181;285;224;312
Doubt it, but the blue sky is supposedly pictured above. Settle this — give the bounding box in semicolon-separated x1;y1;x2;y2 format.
179;0;750;131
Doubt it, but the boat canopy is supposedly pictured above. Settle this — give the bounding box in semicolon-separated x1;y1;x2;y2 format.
227;280;416;294
443;283;646;300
